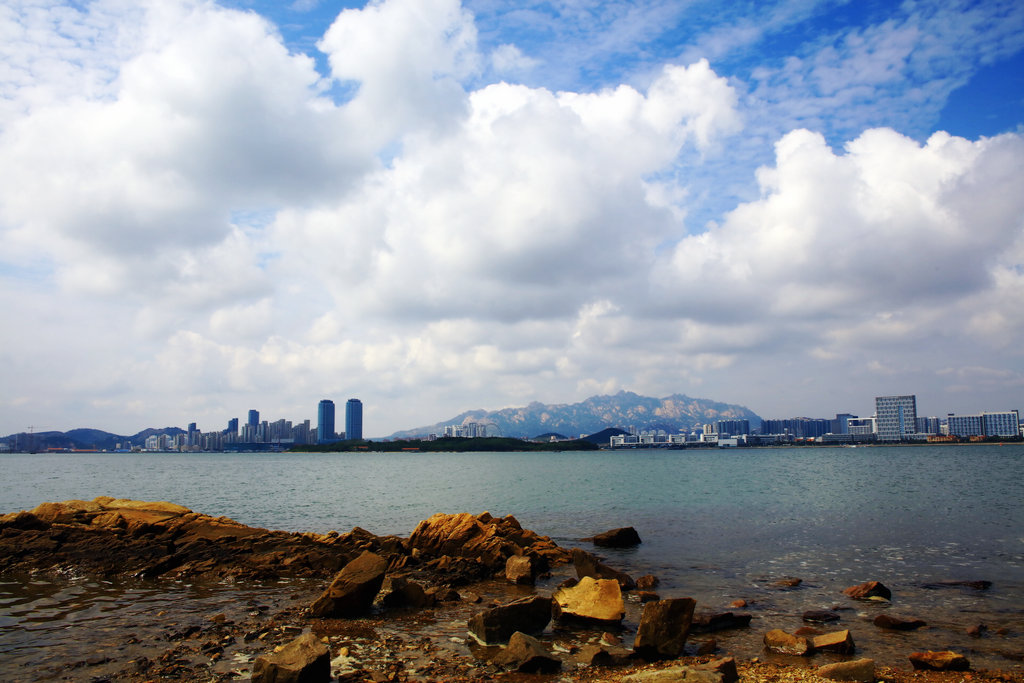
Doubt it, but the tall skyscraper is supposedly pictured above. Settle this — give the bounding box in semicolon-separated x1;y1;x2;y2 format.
346;398;363;441
248;409;259;428
227;417;239;435
317;399;335;444
875;395;917;441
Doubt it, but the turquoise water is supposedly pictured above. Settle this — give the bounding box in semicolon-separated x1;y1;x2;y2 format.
1;445;1023;674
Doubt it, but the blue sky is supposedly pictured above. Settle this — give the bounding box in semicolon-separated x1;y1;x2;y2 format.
1;0;1022;437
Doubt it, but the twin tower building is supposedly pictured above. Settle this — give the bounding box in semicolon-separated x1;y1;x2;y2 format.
317;398;362;444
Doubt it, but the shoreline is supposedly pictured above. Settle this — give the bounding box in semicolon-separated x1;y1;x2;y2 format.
1;498;1022;682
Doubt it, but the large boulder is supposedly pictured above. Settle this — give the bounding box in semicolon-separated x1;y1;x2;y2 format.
591;527;642;548
251;631;330;683
505;555;535;585
571;548;635;590
843;581;891;601
377;575;435;609
818;658;876;682
763;629;811;656
309;551;387;618
493;631;561;673
909;651;971;671
633;598;697;660
552;576;625;624
467;595;552;645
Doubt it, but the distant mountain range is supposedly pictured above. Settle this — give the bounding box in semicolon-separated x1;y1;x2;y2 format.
388;391;762;440
2;427;184;452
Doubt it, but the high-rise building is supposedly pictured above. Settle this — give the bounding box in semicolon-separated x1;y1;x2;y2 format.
248;409;259;428
875;395;917;441
227;417;238;436
947;410;1020;438
346;398;363;441
317;399;335;444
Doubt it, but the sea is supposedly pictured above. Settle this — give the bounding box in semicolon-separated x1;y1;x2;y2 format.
1;444;1022;677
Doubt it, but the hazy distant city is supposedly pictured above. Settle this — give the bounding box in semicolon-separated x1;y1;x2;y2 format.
1;392;1020;454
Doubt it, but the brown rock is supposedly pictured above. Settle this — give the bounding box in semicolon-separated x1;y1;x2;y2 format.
909;650;971;671
696;639;718;656
622;665;723;683
467;595;552;644
696;657;739;683
817;658;875;682
727;599;748;609
377;575;435;609
843;580;891;600
494;631;561;673
251;632;330;683
578;643;618;667
632;597;697;660
763;629;811;656
802;610;841;623
873;613;926;630
811;630;855;654
309;551;387;618
571;547;635;590
637;591;660;602
552;576;625;624
591;527;642;547
636;574;660;589
772;577;802;588
505;555;535;585
966;623;987;637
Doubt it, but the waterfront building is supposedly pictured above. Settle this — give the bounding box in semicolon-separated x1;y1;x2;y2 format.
833;413;856;434
875;395;918;441
346;398;363;441
247;410;259;428
947;410;1021;438
915;416;941;435
847;416;876;435
227;417;238;437
716;420;750;437
317;399;335;444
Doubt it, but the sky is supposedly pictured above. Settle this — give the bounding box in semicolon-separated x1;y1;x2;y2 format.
1;0;1023;438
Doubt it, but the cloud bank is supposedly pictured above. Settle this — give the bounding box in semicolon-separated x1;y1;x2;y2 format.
1;0;1022;435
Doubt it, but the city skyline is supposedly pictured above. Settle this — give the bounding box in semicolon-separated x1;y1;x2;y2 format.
1;1;1023;438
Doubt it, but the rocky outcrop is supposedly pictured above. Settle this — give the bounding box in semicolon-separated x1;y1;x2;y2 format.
0;497;375;581
408;512;567;572
467;595;552;645
309;551;388;618
251;631;330;683
817;658;876;682
909;650;971;671
590;526;642;548
633;598;697;660
571;547;635;589
843;581;891;600
552;576;625;624
493;631;561;673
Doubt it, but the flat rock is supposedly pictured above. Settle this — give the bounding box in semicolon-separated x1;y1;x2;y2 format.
811;629;855;654
251;631;330;683
818;658;875;682
633;597;697;660
802;610;841;623
553;576;624;624
843;581;891;601
921;579;992;591
493;631;561;673
591;526;642;548
622;665;723;683
763;629;811;656
467;595;552;645
309;551;387;618
873;613;926;630
909;650;971;671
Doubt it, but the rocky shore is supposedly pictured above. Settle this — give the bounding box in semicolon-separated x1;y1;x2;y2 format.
1;498;1021;683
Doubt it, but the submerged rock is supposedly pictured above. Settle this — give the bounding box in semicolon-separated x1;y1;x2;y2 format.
691;611;753;633
842;581;891;601
590;526;642;548
763;629;811;656
873;613;926;630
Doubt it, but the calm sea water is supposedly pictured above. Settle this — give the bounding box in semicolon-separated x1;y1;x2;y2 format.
1;444;1023;675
